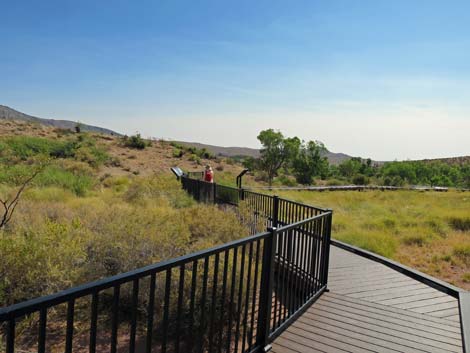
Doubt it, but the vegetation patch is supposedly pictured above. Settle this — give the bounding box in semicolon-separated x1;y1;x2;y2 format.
448;217;470;232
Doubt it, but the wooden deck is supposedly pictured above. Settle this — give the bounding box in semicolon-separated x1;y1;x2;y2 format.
271;246;464;353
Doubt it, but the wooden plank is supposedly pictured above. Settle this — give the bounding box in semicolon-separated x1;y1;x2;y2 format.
334;279;419;295
347;283;429;299
274;334;346;352
317;298;463;339
304;306;463;353
330;273;406;285
378;291;449;306
410;301;459;313
428;307;461;318
311;303;463;345
330;276;414;290
325;292;462;331
296;310;450;353
351;285;434;300
281;330;374;353
289;320;400;353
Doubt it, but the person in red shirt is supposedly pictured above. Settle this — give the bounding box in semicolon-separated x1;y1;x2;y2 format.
204;165;214;183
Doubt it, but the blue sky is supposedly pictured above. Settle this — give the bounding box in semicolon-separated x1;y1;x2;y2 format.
1;0;469;160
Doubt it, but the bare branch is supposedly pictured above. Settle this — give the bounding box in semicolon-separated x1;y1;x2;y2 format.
0;165;45;230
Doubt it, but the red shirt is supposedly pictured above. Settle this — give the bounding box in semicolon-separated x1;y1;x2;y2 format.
204;170;214;183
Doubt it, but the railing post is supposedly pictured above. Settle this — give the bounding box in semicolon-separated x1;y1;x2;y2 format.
239;188;245;202
256;227;277;352
213;182;217;204
272;196;279;228
322;210;333;290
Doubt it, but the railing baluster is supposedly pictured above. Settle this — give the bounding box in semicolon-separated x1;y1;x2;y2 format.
129;279;139;353
208;253;219;352
198;257;210;353
146;273;156;353
234;244;246;353
65;299;75;353
248;239;261;350
241;242;254;352
6;318;15;353
89;292;99;353
38;308;47;353
175;265;185;353
188;260;198;352
217;250;229;353
226;247;238;353
161;269;172;353
110;286;120;353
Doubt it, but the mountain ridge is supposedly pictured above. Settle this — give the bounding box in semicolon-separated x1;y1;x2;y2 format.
0;105;120;136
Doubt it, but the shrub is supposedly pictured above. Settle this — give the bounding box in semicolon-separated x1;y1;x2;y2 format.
123;176;194;208
352;174;369;185
448;217;470;232
326;179;343;186
401;234;427;246
189;154;201;165
453;244;470;264
277;175;297;187
122;134;147;149
173;148;184;158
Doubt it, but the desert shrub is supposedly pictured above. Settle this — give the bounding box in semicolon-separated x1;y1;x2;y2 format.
189;154;202;165
35;165;93;196
183;205;248;248
173;148;184;158
463;273;470;283
401;234;427;246
277;174;297;187
352;174;369;185
453;244;470;264
326;179;343;186
0;219;88;306
1;136;75;160
448;217;470;232
124;175;194;208
0;135;110;169
215;164;224;171
122;134;147;149
102;176;130;192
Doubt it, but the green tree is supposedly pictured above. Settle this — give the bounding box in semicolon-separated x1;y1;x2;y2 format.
292;141;329;184
257;129;300;185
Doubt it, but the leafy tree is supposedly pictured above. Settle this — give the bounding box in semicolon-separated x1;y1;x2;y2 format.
257;129;300;185
292;141;328;184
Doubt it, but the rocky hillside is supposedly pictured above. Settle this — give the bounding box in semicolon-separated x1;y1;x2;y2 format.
0;105;120;136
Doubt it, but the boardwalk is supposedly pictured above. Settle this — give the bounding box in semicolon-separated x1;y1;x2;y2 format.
271;246;464;353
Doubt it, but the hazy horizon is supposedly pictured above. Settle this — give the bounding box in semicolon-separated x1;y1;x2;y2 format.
1;1;469;161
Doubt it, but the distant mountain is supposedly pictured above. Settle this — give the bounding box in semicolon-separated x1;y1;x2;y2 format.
0;105;120;135
175;141;357;165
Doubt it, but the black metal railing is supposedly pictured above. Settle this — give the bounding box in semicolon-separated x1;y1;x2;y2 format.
0;175;332;353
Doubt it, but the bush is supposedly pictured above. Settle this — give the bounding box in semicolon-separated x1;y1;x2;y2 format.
448;217;470;232
352;174;369;185
453;244;470;264
189;154;201;165
401;234;427;246
277;175;297;187
122;134;147;150
326;179;343;186
173;148;184;158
